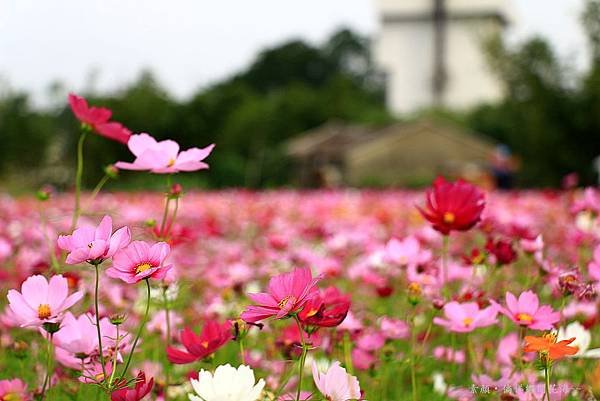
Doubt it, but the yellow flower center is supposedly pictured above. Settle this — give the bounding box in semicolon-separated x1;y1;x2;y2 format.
517;313;533;323
94;372;105;382
201;341;209;348
543;332;558;343
278;295;295;309
3;393;23;401
443;212;455;224
305;308;319;318
37;304;52;320
167;158;176;167
135;262;153;274
463;317;474;327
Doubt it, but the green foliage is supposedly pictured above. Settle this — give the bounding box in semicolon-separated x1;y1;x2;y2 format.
467;0;600;187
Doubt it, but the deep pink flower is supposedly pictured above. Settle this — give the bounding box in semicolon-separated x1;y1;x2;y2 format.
491;290;561;330
241;268;321;323
68;93;111;127
312;361;361;401
58;215;131;265
297;286;350;327
380;317;410;340
0;379;30;401
115;133;214;174
106;241;172;284
417;176;485;235
111;372;154;401
166;320;232;364
7;275;84;327
433;301;498;333
95;122;132;145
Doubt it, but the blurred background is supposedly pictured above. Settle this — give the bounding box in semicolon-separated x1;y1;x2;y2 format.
0;0;599;190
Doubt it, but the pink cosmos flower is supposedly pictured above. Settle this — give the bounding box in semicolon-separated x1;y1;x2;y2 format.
53;312;126;360
68;93;131;144
380;317;410;340
115;133;214;174
68;93;111;127
491;290;561;330
433;301;498;333
111;372;154;401
384;236;432;267
106;241;172;284
58;215;131;265
7;275;84;327
241;267;321;323
0;379;30;401
312;361;361;401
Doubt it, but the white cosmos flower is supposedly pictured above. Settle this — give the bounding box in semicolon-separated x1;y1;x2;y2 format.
557;321;600;358
189;364;265;401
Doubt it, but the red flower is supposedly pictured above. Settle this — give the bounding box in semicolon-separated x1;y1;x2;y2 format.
68;93;131;144
111;372;153;401
417;176;485;235
298;286;351;327
485;238;517;265
166;320;232;364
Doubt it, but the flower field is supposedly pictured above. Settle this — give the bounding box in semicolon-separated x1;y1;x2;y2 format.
1;95;600;401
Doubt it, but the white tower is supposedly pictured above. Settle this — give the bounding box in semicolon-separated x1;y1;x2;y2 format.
374;0;509;115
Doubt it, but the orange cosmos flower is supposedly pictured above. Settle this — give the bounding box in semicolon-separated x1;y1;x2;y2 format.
523;332;579;361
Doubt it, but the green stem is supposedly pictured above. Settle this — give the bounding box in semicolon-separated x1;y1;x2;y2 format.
239;337;246;365
40;333;54;399
442;235;450;298
466;334;480;374
159;197;172;240
120;279;152;380
410;311;418;401
294;316;308;401
94;264;107;382
87;174;110;207
343;331;354;375
162;287;171;401
164;198;179;239
108;325;120;388
544;363;551;401
71;130;88;231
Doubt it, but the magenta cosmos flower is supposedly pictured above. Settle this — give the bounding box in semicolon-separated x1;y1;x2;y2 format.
58;215;131;265
491;290;561;330
0;378;30;401
68;93;131;144
111;372;154;401
433;301;498;333
312;361;361;401
241;268;321;323
106;241;172;284
7;275;84;327
115;133;214;174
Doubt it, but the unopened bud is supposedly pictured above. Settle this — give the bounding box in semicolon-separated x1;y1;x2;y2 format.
408;282;422;305
169;183;183;199
144;219;157;228
42;321;61;334
104;164;119;179
109;313;127;326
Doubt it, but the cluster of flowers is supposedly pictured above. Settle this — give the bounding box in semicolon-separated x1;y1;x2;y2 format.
2;95;600;401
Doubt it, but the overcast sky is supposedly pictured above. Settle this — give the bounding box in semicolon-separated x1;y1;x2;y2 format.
0;0;588;105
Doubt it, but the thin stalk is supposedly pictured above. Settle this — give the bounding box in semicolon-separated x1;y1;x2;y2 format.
94;264;107;381
40;333;54;399
158;197;171;240
544;364;551;401
120;279;152;380
162;287;171;401
410;311;418;401
293;316;308;401
86;173;110;208
108;325;120;387
71;130;88;231
164;198;179;239
343;331;354;375
442;235;450;298
38;205;60;272
466;334;480;374
239;337;246;365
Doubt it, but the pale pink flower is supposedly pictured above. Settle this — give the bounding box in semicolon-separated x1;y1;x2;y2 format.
0;378;30;401
380;317;410;340
7;275;83;327
384;236;431;267
491;290;561;330
312;361;361;401
57;215;131;265
106;241;173;284
433;301;497;333
115;133;214;174
241;268;321;323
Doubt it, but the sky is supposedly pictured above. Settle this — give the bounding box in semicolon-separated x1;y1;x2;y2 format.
0;0;589;105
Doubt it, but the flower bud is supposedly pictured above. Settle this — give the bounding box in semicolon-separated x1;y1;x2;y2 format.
104;164;119;179
109;313;127;326
168;183;183;199
42;321;61;334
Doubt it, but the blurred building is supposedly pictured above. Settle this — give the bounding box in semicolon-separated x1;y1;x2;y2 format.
286;119;495;187
374;0;509;115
